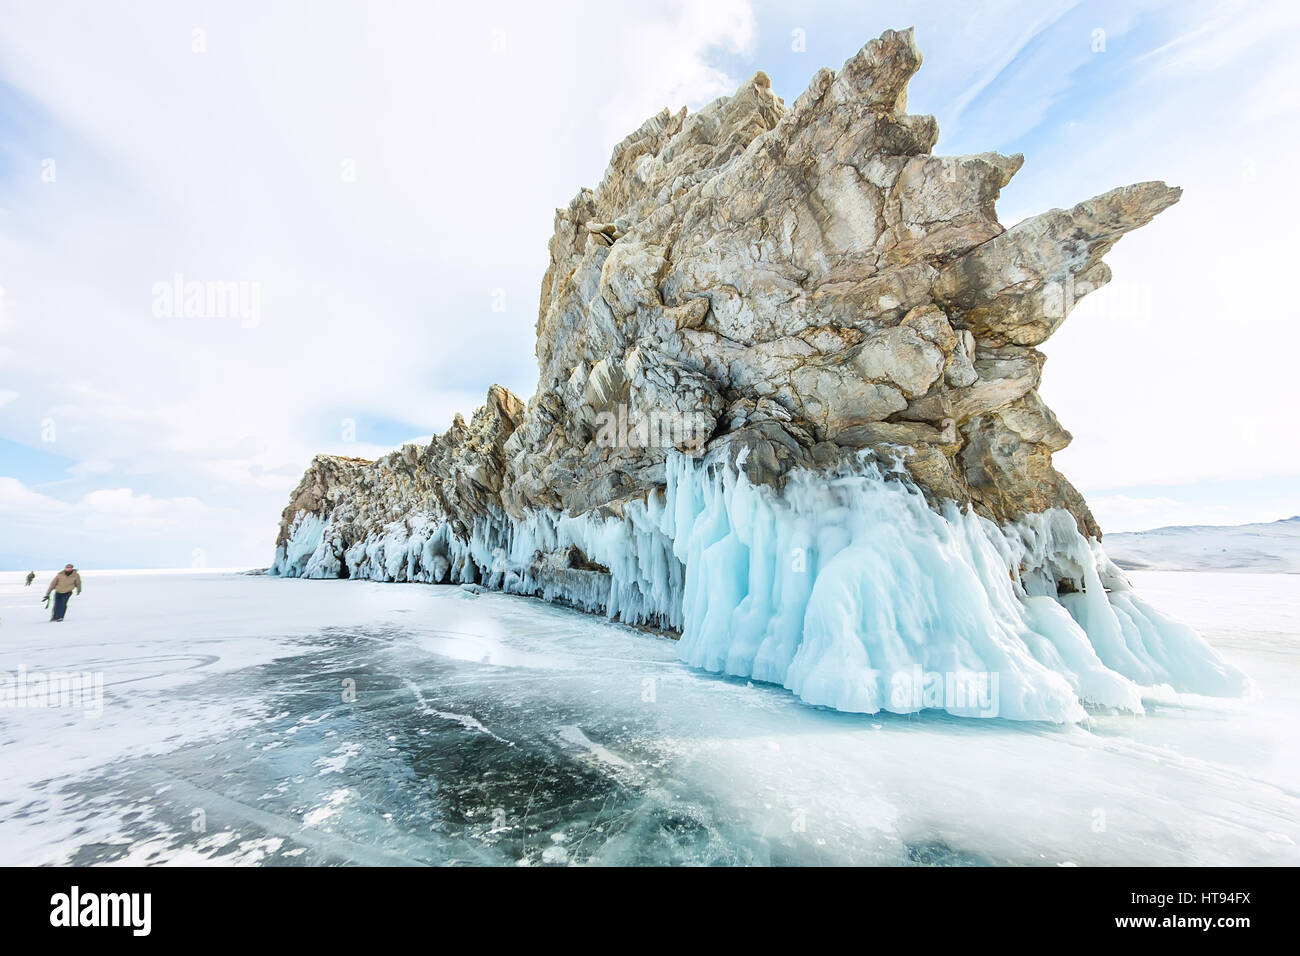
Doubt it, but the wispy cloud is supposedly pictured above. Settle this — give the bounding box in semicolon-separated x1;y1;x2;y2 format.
0;0;757;566
0;0;1296;565
942;0;1081;140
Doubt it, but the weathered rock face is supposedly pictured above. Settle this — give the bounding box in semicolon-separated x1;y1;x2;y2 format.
273;385;524;581
271;30;1247;721
495;29;1177;538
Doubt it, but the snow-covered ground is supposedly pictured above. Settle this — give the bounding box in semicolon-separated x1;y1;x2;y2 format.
1106;515;1300;573
0;567;1296;865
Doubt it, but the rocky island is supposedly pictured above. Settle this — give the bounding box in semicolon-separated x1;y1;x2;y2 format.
271;28;1249;721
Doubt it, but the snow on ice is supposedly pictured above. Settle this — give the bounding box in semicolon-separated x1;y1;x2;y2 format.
0;567;1294;865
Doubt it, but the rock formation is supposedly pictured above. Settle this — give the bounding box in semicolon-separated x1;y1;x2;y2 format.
272;29;1248;721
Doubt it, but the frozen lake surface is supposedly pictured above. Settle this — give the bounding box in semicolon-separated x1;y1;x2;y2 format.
0;568;1296;865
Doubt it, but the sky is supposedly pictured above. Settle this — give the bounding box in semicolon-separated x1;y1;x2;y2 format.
1;0;1297;569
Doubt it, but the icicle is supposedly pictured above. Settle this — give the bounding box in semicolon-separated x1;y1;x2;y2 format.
272;452;1250;721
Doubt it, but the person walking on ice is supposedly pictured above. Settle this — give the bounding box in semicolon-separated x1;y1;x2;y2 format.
44;564;82;622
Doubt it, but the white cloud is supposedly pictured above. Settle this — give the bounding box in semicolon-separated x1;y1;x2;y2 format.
80;488;212;532
0;477;211;525
1089;495;1211;533
940;0;1080;142
0;475;235;567
0;0;757;566
1133;0;1300;76
1090;492;1298;534
67;459;113;479
0;476;52;511
0;0;1295;566
1012;2;1300;500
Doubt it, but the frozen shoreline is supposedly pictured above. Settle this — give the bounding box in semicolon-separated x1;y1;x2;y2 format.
1106;516;1300;574
0;567;1296;865
273;457;1251;722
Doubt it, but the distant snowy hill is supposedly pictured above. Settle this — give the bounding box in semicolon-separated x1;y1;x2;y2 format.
1106;516;1300;573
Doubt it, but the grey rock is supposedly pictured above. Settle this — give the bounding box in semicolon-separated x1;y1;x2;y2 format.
276;27;1180;584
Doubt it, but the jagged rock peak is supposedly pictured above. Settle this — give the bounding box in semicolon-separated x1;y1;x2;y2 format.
511;26;1178;536
280;27;1182;549
263;30;1239;725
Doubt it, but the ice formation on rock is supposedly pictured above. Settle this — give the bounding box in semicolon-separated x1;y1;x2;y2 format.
272;29;1250;720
